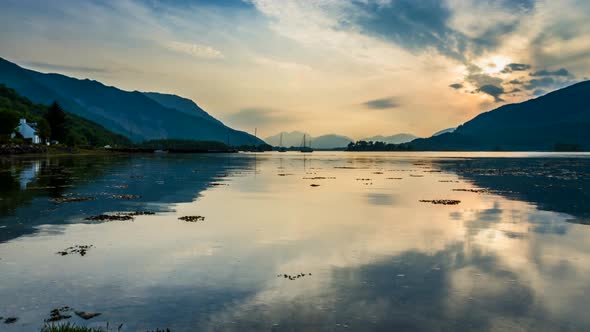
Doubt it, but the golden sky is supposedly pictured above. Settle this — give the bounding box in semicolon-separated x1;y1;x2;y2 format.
1;0;589;138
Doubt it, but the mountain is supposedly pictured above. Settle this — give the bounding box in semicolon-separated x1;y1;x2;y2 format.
0;57;263;145
264;131;352;149
431;127;455;137
362;133;418;144
265;131;308;147
0;84;131;146
142;92;223;125
407;81;590;151
311;134;353;149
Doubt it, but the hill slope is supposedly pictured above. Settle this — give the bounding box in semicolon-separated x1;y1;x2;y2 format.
407;81;590;151
0;57;263;145
142;92;223;125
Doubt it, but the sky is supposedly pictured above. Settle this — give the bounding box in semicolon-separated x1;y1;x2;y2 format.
1;0;589;139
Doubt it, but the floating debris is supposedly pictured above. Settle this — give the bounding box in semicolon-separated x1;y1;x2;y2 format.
452;189;490;194
372;172;384;174
303;176;336;180
75;311;101;320
210;182;228;186
179;216;205;222
419;199;461;205
50;196;96;203
439;180;460;183
277;273;312;280
355;178;372;181
46;307;72;322
409;174;424;177
110;194;141;200
310;184;320;187
277;173;294;176
111;185;128;189
56;245;94;257
4;317;18;324
85;214;134;221
386;177;403;180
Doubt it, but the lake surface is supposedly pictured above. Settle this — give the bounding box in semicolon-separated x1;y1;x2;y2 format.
1;152;590;331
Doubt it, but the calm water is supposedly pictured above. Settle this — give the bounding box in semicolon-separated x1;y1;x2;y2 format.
1;152;590;331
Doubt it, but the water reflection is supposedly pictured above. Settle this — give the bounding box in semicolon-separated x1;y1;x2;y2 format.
433;158;590;224
0;152;589;331
0;154;256;243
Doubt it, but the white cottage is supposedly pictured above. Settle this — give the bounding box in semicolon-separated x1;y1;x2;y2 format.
13;118;41;144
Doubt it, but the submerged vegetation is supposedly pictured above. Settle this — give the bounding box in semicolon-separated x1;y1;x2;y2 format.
179;215;205;222
40;323;170;332
419;199;462;205
41;323;120;332
56;245;94;256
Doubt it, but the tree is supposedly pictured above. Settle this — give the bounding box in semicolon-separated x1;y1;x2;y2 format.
45;102;67;142
36;118;51;142
0;109;20;139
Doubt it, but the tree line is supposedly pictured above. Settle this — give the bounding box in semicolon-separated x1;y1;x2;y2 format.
346;140;414;151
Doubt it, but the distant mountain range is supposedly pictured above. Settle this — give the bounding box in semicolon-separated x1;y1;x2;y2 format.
265;132;421;149
407;81;590;151
362;133;418;144
265;131;353;149
0;57;263;145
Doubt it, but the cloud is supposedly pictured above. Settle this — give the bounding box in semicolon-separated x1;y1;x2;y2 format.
351;0;535;62
530;68;572;77
477;84;505;102
353;0;466;60
23;62;109;74
363;97;401;110
523;77;555;90
449;83;463;89
500;63;531;73
466;67;504;87
224;108;294;128
166;41;224;59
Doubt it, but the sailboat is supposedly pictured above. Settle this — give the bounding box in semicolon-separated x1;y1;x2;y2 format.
278;133;287;152
300;134;313;153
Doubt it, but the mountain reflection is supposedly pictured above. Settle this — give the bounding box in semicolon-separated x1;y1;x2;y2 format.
433;157;590;224
0;154;256;243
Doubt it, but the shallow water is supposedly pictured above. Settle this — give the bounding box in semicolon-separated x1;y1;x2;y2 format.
1;152;590;331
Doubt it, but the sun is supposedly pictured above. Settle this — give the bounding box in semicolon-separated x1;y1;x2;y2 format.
479;55;512;75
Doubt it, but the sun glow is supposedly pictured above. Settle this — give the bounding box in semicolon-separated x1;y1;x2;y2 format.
479;55;512;74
